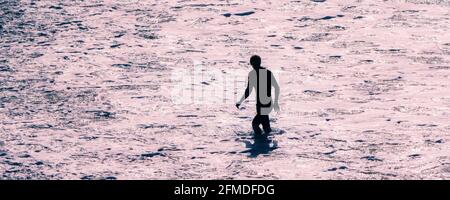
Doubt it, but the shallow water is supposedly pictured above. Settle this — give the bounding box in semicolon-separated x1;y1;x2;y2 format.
1;0;449;179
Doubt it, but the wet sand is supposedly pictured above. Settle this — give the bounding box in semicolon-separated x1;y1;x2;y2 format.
1;0;450;179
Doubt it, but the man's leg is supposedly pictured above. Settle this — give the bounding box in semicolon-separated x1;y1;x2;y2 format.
252;115;262;134
261;115;272;133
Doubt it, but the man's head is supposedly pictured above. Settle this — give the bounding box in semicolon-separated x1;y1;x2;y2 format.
250;55;261;69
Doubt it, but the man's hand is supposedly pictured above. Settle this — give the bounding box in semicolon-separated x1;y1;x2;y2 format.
273;102;280;112
235;103;240;109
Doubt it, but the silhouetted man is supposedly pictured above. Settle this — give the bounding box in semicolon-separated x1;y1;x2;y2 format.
236;55;280;135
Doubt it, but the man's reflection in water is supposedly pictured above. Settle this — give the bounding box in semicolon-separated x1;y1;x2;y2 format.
241;133;278;158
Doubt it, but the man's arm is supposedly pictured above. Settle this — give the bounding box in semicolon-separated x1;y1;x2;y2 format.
236;75;253;108
272;72;280;111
